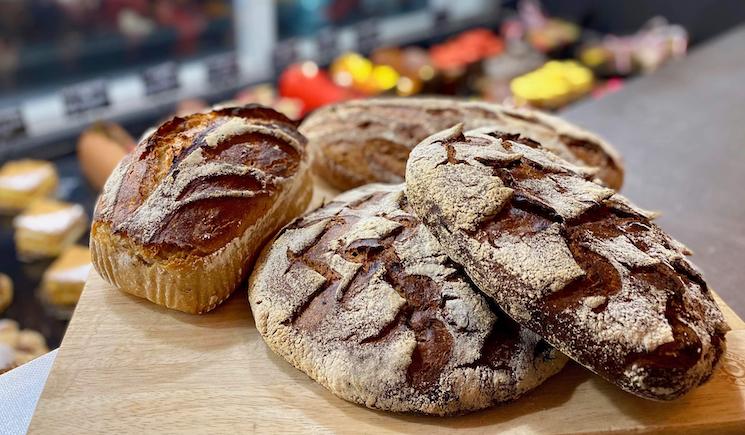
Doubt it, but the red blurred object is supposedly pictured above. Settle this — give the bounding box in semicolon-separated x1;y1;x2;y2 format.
278;63;356;114
591;77;624;99
430;28;504;70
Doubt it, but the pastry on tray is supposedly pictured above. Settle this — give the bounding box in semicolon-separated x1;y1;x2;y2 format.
91;104;312;314
13;199;88;260
249;184;567;415
0;273;12;313
405;124;729;400
0;319;49;374
41;245;92;307
0;159;58;213
299;97;624;191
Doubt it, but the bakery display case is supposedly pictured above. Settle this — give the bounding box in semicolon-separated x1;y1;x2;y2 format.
2;1;745;433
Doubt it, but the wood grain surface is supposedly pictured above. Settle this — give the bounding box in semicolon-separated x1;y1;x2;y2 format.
27;270;745;434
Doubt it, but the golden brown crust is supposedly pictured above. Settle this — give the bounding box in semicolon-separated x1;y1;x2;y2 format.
0;274;12;313
405;125;728;400
91;105;312;313
0;160;58;213
300;98;624;191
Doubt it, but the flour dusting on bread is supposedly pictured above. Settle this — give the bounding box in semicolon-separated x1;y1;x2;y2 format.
249;184;566;415
406;125;728;400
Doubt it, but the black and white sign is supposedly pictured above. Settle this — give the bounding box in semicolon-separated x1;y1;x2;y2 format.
356;19;380;53
0;107;26;142
273;39;299;72
206;53;240;87
62;80;109;116
434;8;451;28
316;27;339;63
141;62;180;95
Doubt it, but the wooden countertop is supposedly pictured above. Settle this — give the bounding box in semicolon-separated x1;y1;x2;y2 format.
27;272;745;433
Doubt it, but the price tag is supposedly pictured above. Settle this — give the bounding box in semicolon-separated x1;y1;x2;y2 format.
356;19;380;53
0;107;26;142
206;53;240;87
273;39;299;72
316;27;338;64
62;80;109;116
434;8;450;28
141;62;179;95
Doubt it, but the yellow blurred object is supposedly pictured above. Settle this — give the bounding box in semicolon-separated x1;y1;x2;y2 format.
510;60;594;109
331;52;373;88
0;274;12;313
579;46;609;68
331;52;400;95
369;65;399;91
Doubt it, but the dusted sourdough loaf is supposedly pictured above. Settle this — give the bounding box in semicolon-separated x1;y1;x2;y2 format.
248;184;567;415
405;125;729;400
91;105;312;313
299;97;623;191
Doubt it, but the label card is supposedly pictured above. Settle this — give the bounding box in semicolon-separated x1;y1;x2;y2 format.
356;19;380;53
0;107;26;142
62;80;109;116
141;62;180;95
206;53;240;86
273;39;299;72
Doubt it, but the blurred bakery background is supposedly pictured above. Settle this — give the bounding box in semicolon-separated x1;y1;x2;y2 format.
1;0;745;369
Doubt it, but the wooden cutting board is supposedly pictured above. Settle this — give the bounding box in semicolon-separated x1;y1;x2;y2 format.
29;180;745;434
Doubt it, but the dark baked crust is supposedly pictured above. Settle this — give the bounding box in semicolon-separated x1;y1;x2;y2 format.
405;125;728;400
248;184;567;415
95;105;305;257
90;105;312;313
300;98;623;190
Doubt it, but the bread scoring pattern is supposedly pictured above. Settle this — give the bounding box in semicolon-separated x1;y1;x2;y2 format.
300;98;623;190
405;124;728;400
249;184;567;415
91;105;312;313
95;105;306;256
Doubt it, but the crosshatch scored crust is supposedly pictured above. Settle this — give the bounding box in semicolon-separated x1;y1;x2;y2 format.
248;184;568;415
299;98;624;191
405;124;729;401
91;105;312;314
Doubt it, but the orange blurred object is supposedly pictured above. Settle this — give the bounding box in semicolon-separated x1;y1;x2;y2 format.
430;28;504;70
76;122;135;191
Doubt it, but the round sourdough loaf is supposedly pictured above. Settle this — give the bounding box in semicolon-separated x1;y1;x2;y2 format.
248;184;567;415
405;124;729;400
91;105;312;314
299;98;623;191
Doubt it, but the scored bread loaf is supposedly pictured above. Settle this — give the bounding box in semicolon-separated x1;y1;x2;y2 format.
405;124;729;400
248;184;567;415
91;105;312;314
300;97;623;191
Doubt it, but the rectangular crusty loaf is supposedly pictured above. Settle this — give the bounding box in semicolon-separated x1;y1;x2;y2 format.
91;105;312;313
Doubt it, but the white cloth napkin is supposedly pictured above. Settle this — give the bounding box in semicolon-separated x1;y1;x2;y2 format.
0;349;57;435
